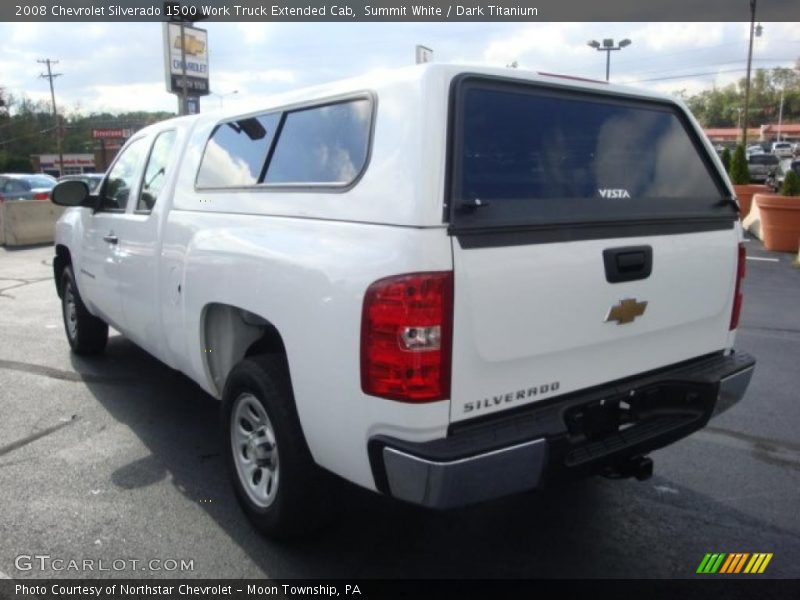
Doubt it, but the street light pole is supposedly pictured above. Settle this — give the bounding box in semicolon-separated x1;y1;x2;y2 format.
587;38;632;82
211;90;238;108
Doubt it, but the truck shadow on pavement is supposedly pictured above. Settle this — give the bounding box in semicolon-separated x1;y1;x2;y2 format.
69;334;798;579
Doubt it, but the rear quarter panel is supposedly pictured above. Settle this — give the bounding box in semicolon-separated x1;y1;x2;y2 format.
150;69;466;489
160;213;452;490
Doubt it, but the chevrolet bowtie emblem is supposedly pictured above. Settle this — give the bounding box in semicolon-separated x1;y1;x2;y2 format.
605;298;648;325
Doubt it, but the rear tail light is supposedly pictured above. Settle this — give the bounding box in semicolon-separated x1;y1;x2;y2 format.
33;191;50;200
730;242;746;330
361;272;453;402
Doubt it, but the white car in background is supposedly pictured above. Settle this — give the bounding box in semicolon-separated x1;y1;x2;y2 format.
771;142;793;159
746;144;765;157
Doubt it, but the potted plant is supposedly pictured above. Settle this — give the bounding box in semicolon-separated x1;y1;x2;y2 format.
754;170;800;252
728;144;765;219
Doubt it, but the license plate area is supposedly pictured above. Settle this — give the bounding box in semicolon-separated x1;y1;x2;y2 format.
562;382;712;455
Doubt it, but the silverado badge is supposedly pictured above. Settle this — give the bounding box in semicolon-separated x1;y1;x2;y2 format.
605;298;648;325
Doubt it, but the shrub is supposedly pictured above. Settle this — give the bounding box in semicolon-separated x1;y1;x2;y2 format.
780;170;800;197
721;147;732;172
729;145;750;185
0;156;34;173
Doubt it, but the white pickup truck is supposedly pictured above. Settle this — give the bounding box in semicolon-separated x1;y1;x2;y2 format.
51;64;755;538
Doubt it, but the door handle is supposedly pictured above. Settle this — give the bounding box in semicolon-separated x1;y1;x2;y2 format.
603;245;652;283
617;251;646;272
102;233;118;245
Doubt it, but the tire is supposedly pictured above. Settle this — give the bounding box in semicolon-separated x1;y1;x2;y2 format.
222;354;331;539
60;266;108;355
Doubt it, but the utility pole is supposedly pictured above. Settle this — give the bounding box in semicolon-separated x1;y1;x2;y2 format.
38;58;64;177
741;0;762;147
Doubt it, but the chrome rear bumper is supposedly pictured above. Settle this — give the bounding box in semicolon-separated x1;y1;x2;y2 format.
382;440;547;508
371;352;755;509
713;364;755;417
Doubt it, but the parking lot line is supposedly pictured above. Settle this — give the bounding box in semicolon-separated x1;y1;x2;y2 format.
746;256;780;262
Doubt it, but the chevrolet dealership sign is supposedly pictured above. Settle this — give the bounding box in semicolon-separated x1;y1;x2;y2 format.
163;22;210;96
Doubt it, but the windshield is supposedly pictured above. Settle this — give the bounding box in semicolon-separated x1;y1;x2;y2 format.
27;176;56;188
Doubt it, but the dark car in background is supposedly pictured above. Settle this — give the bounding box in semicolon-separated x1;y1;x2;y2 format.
57;173;104;193
747;153;779;183
0;173;57;201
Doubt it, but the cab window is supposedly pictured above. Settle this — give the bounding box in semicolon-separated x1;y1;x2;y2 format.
138;130;177;212
265;99;371;185
195;114;280;188
195;97;373;189
101;138;146;211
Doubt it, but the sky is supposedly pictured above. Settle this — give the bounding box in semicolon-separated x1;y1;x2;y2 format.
0;21;798;116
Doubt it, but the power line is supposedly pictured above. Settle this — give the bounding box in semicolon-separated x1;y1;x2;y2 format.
37;58;64;174
612;41;747;68
612;39;800;69
628;67;753;84
625;58;799;84
0;125;59;147
625;57;797;79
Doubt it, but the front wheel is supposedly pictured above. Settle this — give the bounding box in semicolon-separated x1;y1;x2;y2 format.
60;266;108;355
222;355;331;539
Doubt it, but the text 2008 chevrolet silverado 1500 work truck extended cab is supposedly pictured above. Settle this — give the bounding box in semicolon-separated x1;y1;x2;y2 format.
50;64;755;538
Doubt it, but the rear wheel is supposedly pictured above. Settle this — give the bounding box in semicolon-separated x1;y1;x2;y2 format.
222;355;331;539
60;266;108;355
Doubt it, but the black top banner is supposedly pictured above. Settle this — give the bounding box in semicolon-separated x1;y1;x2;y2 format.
4;0;800;22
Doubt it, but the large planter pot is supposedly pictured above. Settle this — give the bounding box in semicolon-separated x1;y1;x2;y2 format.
733;184;767;219
754;192;800;252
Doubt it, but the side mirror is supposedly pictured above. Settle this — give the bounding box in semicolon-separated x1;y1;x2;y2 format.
51;180;90;207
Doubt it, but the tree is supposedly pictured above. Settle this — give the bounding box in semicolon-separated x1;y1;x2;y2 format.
0;156;34;172
729;145;750;185
721;147;732;172
677;64;800;129
781;170;800;197
0;93;174;169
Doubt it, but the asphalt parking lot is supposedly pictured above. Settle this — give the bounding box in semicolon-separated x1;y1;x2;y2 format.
0;239;798;579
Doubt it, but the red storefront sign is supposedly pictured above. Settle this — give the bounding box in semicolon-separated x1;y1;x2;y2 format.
91;128;133;140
